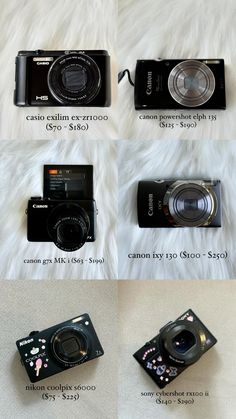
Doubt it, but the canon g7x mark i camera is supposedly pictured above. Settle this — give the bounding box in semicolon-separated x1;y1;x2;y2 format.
14;50;111;107
27;165;97;252
133;309;217;388
134;59;226;110
16;314;104;383
137;179;221;228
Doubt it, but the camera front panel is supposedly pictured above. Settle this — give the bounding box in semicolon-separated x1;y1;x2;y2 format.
27;199;52;242
133;309;217;388
27;198;97;248
16;314;104;383
135;59;226;110
15;50;111;107
137;179;221;228
133;337;186;388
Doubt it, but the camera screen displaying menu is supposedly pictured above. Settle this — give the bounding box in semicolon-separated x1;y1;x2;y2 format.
43;165;93;200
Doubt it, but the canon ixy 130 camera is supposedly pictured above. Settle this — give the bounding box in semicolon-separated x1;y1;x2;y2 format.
14;50;111;107
16;314;104;383
27;165;97;252
138;179;221;228
134;59;226;110
133;309;217;388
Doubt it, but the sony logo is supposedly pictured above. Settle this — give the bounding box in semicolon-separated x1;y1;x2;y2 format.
146;71;153;95
19;338;34;346
33;204;48;208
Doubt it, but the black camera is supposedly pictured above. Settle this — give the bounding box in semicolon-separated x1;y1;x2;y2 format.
16;314;104;383
134;59;226;110
137;179;221;228
14;50;111;107
133;309;217;388
27;165;97;252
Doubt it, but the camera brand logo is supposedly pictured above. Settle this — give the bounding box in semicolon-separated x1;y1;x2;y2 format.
146;71;153;95
148;193;154;216
33;204;48;208
19;338;34;346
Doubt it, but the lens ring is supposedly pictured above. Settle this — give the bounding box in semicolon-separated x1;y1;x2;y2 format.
51;326;89;366
47;203;90;252
48;53;101;105
164;181;217;227
160;321;205;366
168;60;215;107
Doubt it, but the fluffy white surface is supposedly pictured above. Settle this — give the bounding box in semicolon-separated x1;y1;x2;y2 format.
118;140;236;279
118;0;236;140
0;140;117;279
0;0;117;140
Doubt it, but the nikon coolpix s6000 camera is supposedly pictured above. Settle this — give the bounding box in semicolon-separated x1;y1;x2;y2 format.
16;314;104;383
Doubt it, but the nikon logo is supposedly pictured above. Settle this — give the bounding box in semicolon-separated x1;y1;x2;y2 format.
19;338;34;346
33;204;48;208
146;72;153;95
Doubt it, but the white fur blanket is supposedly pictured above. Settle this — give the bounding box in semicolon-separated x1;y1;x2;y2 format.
118;0;236;140
0;140;117;279
118;139;236;280
0;0;117;140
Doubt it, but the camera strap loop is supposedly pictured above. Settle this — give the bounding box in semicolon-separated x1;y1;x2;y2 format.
118;69;134;86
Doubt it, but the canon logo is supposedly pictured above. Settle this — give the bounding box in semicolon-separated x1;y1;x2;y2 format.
37;62;50;65
33;204;48;209
19;338;34;347
148;193;154;216
146;71;153;95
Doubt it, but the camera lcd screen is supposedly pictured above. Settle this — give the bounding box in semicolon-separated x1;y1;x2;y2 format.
44;165;93;200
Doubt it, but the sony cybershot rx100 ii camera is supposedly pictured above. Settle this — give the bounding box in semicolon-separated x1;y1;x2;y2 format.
14;50;111;107
27;165;97;252
134;59;226;110
133;309;217;388
16;314;104;383
138;179;221;228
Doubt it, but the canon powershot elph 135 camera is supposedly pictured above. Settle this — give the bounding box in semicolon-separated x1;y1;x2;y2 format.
16;314;104;383
14;49;111;107
137;179;221;228
134;59;226;110
133;309;217;388
27;165;97;252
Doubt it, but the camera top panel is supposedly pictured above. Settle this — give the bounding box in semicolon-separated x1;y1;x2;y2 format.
17;50;110;57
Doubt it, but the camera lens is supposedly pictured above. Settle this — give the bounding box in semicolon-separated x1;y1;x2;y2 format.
160;321;206;366
172;331;196;354
164;181;217;227
51;326;88;366
47;203;90;252
62;66;88;92
48;53;101;105
168;60;215;107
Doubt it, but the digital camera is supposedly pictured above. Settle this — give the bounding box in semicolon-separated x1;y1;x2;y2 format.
134;59;226;110
137;179;221;228
27;165;97;252
133;309;217;388
16;314;104;383
14;49;111;107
